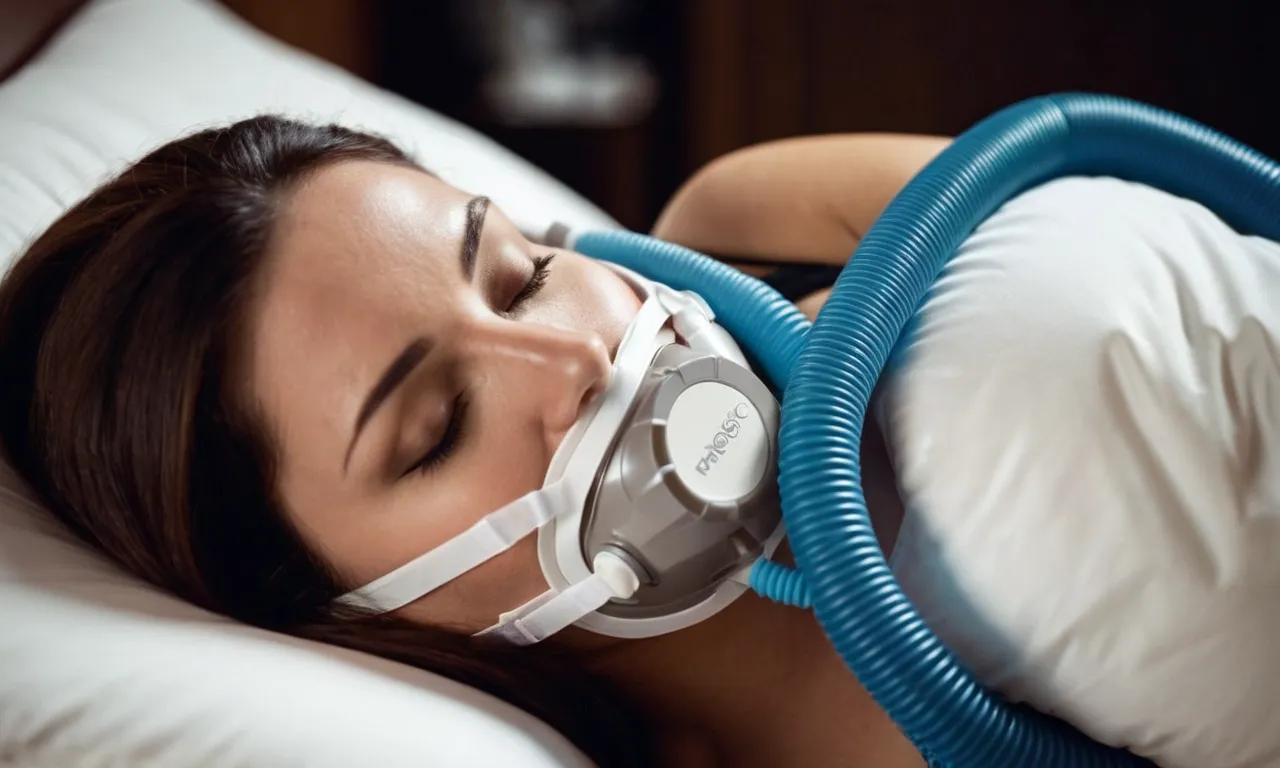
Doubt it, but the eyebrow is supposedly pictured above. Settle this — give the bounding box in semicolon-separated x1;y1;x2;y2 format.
461;195;489;281
344;337;432;473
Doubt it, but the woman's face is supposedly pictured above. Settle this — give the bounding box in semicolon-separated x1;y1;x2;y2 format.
245;161;641;631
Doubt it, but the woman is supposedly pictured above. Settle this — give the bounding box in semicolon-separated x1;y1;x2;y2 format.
0;117;945;767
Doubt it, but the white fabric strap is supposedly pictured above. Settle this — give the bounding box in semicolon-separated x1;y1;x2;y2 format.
335;483;570;613
480;573;617;645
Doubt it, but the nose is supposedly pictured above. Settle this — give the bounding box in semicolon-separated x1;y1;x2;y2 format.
461;315;613;450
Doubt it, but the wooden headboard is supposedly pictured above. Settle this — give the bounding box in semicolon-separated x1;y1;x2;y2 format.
0;0;89;82
1;1;378;85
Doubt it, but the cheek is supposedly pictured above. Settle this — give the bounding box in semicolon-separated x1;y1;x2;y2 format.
377;417;555;630
397;536;547;632
526;253;639;349
571;257;642;346
385;474;552;630
312;471;549;633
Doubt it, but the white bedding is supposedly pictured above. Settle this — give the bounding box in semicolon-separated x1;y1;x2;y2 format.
888;176;1280;768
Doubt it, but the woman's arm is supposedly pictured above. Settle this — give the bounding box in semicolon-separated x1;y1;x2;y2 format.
652;134;949;267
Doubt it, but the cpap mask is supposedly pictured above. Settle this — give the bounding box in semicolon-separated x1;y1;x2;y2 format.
335;263;785;644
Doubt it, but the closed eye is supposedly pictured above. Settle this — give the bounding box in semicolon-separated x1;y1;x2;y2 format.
404;391;470;478
504;254;555;316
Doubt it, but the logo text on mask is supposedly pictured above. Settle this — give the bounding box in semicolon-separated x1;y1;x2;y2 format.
695;403;751;476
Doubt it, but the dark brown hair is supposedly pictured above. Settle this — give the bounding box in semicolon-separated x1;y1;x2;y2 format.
0;116;652;768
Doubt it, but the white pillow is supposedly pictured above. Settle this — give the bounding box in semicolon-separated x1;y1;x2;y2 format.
0;0;617;268
0;1;618;765
887;177;1280;768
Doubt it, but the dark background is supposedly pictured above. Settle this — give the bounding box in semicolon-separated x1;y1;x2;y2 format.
221;0;1278;231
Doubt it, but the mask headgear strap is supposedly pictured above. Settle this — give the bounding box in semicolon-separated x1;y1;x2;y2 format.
333;482;574;613
478;551;640;644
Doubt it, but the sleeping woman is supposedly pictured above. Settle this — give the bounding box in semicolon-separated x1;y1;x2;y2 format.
0;117;942;768
3;116;1274;767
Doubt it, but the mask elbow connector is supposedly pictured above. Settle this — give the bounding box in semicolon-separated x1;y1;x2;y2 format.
659;285;749;363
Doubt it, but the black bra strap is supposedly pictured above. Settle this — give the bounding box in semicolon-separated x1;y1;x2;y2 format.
756;263;843;302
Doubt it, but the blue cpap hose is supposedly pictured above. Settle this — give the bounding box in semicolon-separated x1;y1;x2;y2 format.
574;93;1280;768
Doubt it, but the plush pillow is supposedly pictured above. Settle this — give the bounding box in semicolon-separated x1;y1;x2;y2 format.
888;176;1280;768
0;0;617;765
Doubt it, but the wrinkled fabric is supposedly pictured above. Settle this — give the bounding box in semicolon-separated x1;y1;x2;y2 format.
887;177;1280;768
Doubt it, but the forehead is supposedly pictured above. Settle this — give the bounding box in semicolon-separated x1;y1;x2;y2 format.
244;162;473;480
257;160;475;348
275;161;471;276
